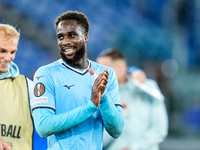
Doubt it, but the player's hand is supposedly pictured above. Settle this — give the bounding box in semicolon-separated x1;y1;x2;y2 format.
0;136;11;150
89;68;108;107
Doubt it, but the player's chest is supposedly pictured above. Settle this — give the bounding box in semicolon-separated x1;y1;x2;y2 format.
54;72;94;105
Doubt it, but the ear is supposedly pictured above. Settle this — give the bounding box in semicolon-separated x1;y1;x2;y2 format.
84;33;89;43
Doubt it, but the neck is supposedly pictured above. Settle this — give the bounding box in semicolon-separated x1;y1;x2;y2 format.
63;57;89;69
74;57;89;69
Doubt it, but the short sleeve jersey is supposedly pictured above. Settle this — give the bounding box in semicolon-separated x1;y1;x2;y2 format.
31;59;120;150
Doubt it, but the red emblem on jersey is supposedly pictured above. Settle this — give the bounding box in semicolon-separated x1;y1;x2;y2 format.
34;83;45;97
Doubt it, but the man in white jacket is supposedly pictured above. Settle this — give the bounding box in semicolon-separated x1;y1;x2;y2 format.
97;48;168;150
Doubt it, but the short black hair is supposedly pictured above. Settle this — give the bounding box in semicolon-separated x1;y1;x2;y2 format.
54;10;90;33
97;48;126;61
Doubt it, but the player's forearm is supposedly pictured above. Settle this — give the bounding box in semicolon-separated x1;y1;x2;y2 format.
32;101;97;138
99;92;124;139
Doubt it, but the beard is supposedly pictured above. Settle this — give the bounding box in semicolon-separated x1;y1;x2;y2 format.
60;43;87;67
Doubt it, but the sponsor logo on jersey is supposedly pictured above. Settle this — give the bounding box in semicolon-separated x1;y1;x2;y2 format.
34;83;45;97
63;84;75;89
31;97;48;104
35;75;44;80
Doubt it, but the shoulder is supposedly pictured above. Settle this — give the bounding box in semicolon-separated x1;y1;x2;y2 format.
35;60;60;75
14;75;31;89
17;74;26;79
18;75;33;85
90;60;115;74
16;74;28;83
145;78;163;96
25;77;33;86
90;60;117;86
145;78;158;86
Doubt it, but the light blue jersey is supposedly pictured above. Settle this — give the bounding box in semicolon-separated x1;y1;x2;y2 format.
31;59;124;150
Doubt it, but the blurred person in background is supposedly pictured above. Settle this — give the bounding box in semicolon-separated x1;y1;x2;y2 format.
31;11;124;150
0;23;47;150
97;48;168;150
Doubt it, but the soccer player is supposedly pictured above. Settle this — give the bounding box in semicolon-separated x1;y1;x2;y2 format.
31;11;124;150
0;24;47;150
97;48;168;150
